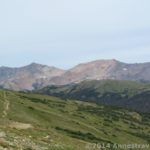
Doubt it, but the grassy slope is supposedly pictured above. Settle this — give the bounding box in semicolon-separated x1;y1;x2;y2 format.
0;90;150;150
37;80;150;113
38;80;150;94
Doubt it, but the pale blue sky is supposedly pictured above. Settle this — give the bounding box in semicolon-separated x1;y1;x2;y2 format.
0;0;150;68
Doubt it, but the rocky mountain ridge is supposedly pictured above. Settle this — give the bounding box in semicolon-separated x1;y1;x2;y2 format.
0;59;150;90
0;63;65;90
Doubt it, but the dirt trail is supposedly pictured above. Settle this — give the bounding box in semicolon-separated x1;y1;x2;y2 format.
9;122;33;129
2;92;10;118
1;92;33;130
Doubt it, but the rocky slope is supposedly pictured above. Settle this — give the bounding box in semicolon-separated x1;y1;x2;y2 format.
0;63;65;90
45;59;150;86
0;59;150;90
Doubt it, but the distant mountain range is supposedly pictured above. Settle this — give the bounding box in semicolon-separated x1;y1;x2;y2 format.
0;59;150;90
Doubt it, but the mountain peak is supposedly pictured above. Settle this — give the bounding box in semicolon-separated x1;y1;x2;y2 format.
90;59;120;64
28;62;45;67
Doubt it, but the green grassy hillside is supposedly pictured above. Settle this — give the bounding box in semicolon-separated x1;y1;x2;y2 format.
0;89;150;149
37;80;150;113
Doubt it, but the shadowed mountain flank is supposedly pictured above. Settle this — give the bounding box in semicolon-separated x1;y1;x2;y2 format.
37;80;150;113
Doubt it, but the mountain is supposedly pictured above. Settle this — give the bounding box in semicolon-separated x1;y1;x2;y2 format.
0;89;149;149
44;59;150;86
1;59;150;90
42;59;119;86
36;80;150;113
0;63;65;90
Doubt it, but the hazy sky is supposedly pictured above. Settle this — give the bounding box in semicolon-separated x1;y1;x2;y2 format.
0;0;150;68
